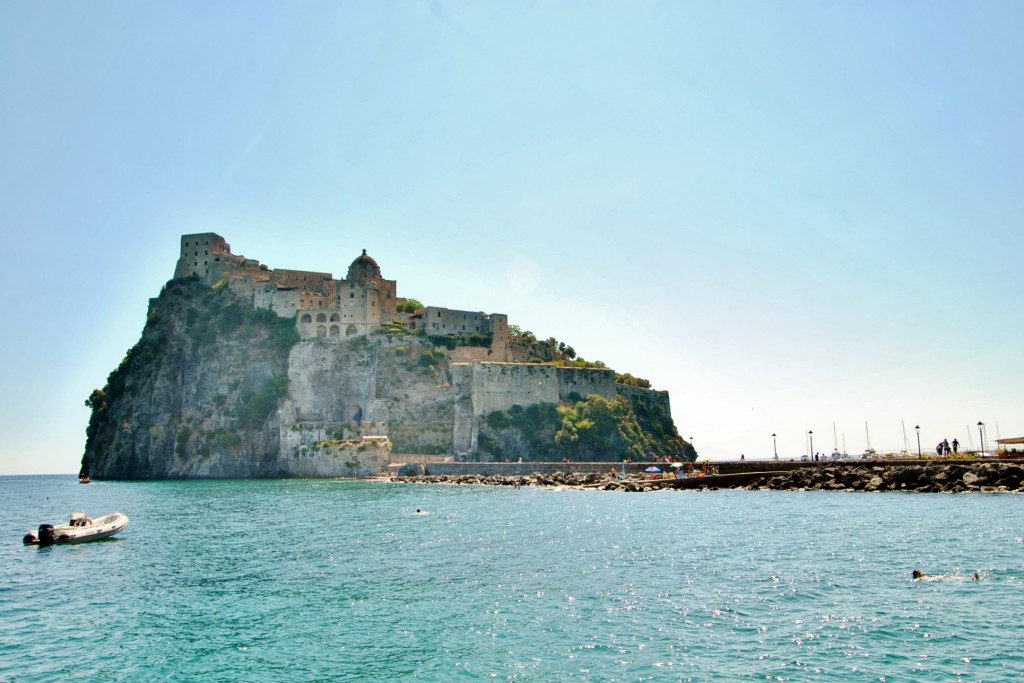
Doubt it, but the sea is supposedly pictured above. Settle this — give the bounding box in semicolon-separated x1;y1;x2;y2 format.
2;476;1023;682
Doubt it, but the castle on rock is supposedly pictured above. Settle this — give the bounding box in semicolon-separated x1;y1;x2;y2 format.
174;232;514;362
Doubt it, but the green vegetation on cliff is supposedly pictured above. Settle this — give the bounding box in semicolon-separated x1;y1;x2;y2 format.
555;395;648;460
183;277;298;354
479;393;692;463
82;276;299;479
480;403;561;460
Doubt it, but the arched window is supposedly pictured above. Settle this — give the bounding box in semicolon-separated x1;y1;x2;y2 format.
330;325;340;337
317;313;327;323
300;313;312;323
345;324;358;337
330;313;340;322
316;325;327;337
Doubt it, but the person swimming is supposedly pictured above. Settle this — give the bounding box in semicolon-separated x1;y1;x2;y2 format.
913;569;980;581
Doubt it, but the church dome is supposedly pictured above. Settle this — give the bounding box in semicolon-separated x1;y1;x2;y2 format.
347;249;382;282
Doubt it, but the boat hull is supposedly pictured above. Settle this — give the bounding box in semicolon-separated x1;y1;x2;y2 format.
23;513;130;545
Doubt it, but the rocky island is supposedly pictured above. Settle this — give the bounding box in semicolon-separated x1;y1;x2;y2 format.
81;234;692;479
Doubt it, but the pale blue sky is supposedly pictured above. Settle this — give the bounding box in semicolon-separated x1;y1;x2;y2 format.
2;2;1021;474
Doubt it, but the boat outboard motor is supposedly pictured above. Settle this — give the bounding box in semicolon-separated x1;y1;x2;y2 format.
36;524;56;547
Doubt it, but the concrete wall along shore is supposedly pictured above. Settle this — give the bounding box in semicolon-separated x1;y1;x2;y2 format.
392;457;1024;496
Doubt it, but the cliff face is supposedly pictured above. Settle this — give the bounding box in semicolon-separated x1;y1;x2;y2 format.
82;276;692;479
83;277;296;478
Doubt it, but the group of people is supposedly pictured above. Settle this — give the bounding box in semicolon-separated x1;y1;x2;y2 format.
936;438;959;457
610;461;719;481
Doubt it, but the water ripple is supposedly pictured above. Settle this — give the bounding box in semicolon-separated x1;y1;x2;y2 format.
3;479;1024;681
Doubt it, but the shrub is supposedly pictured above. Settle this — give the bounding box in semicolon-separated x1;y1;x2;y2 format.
401;299;423;313
235;376;289;428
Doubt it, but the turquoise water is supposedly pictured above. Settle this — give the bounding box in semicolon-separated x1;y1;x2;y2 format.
2;476;1023;682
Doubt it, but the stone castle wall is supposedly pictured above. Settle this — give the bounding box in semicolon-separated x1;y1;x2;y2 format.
272;269;332;291
558;366;618;401
417;307;491;335
466;362;559;416
254;286;302;318
458;362;618;417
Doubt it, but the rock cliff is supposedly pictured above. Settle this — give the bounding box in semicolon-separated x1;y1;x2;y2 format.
81;275;692;479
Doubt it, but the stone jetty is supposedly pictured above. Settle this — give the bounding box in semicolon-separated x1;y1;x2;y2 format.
393;460;1024;494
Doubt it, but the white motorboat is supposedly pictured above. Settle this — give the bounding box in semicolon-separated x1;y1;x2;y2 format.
23;512;130;546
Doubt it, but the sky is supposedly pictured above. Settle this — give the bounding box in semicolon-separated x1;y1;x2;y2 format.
1;2;1021;474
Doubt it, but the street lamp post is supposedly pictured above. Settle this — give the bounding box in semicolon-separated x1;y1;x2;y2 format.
772;433;778;460
915;425;921;458
809;430;814;461
978;421;985;456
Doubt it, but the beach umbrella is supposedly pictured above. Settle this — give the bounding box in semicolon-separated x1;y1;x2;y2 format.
645;466;661;473
670;462;684;468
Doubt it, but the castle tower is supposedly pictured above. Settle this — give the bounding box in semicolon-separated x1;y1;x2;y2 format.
174;233;233;281
343;249;397;321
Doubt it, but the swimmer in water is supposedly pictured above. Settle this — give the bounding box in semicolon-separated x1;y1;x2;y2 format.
913;569;981;582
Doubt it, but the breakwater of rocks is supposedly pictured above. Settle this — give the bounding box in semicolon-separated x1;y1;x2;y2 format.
393;460;1024;493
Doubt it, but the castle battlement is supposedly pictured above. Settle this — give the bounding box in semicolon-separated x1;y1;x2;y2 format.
174;233;510;351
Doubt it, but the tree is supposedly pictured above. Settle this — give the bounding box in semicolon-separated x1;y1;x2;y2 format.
401;299;423;313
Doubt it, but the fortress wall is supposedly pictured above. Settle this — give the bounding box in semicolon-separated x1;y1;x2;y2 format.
272;269;333;291
253;287;302;318
469;362;561;416
450;347;496;363
507;345;538;363
556;366;618;401
224;264;269;288
450;363;477;455
421;307;490;335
